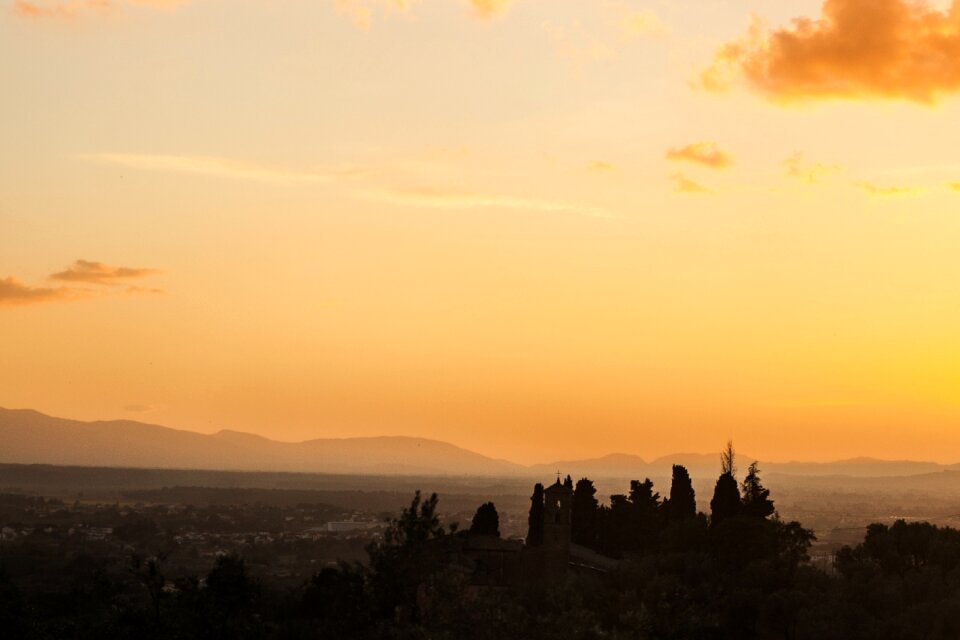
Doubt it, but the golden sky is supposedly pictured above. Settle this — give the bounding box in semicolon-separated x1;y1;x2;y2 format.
3;0;960;464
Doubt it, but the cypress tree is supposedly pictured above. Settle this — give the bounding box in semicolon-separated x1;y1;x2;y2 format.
526;483;544;546
664;465;697;521
710;472;741;525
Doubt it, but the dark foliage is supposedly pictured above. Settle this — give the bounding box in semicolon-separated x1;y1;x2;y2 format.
663;464;697;521
527;483;545;546
710;471;742;525
470;502;500;537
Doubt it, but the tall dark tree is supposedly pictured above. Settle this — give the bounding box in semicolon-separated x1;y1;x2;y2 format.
563;474;574;490
571;478;599;546
366;491;457;623
526;483;544;546
470;502;500;537
740;461;775;519
663;465;697;521
709;472;741;525
720;440;737;478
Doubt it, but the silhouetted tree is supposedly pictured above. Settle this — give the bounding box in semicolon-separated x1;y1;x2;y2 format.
204;553;258;640
470;502;500;537
526;483;544;546
741;461;775;519
710;472;741;525
563;474;574;490
721;439;737;478
366;490;459;624
663;465;697;521
571;478;599;546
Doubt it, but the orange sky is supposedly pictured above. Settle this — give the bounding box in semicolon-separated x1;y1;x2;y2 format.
3;0;960;464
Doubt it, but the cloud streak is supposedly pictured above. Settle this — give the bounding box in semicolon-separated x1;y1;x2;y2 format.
0;277;78;307
857;182;922;196
363;187;618;219
79;153;338;185
50;260;160;285
15;0;190;19
666;142;733;169
1;260;163;308
701;0;960;103
784;153;842;184
671;173;712;194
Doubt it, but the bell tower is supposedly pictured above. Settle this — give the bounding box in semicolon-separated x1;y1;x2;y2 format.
543;478;572;544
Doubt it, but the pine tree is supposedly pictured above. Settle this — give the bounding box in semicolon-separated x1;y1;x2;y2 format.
741;462;775;518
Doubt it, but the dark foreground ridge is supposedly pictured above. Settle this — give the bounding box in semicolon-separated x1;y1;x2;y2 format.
2;446;959;639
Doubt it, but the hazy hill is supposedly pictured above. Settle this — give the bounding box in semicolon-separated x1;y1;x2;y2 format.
1;408;956;478
0;408;522;476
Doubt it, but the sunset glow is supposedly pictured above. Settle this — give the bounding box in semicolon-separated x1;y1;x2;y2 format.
4;0;960;464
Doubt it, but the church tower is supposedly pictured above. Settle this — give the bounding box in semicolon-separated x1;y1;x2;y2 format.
540;477;572;577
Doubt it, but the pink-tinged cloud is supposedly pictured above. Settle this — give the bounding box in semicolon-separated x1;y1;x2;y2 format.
0;277;78;307
50;259;160;285
15;0;191;19
671;173;712;194
666;142;733;169
702;0;960;103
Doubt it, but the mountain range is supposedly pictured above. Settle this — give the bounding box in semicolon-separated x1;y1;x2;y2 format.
1;408;957;479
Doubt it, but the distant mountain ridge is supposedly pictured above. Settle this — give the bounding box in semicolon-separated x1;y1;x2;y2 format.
1;408;956;478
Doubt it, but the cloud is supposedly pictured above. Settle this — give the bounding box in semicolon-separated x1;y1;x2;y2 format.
857;182;922;196
701;0;960;103
618;7;665;38
15;0;190;19
50;260;160;285
1;259;163;308
335;0;421;29
79;153;338;185
0;277;78;307
122;403;158;412
666;142;733;169
671;173;712;194
363;187;618;218
784;152;842;184
469;0;512;19
589;161;615;172
949;182;960;192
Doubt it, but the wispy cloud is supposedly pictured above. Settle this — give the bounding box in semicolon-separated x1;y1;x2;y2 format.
50;259;160;285
671;173;712;194
701;0;960;103
784;153;843;184
79;153;338;185
363;187;618;219
335;0;422;30
857;182;922;197
15;0;191;19
589;160;615;172
469;0;513;19
666;142;733;169
1;259;164;309
122;403;159;413
0;277;79;307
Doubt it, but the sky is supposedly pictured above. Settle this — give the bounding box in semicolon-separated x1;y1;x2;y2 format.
3;0;960;464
